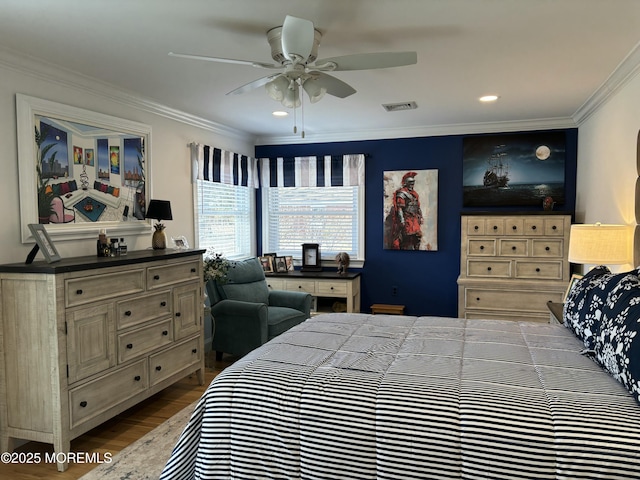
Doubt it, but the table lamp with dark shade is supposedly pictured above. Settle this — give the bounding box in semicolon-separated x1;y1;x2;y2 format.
145;199;173;249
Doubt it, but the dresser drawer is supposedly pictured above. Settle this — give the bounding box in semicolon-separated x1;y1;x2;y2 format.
514;261;563;280
117;290;172;329
498;239;528;257
285;279;316;294
317;281;348;296
266;278;285;290
69;359;148;429
468;239;496;255
544;218;565;236
147;260;200;289
531;239;564;257
66;269;145;307
503;218;525;236
467;259;512;278
523;218;545;236
467;218;486;235
464;288;563;313
117;318;173;364
149;337;201;386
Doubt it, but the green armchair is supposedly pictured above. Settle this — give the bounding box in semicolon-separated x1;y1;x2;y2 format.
207;257;312;359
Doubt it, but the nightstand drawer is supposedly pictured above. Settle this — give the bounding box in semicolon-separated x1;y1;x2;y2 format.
66;269;145;307
69;359;148;428
117;290;172;329
266;278;285;290
117;318;173;364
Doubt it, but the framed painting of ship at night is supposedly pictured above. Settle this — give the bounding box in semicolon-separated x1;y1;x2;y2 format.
462;132;566;207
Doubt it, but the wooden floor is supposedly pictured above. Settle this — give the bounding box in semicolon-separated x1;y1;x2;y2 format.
0;353;236;480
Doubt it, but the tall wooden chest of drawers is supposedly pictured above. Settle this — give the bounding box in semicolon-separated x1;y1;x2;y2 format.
0;249;205;471
457;214;571;322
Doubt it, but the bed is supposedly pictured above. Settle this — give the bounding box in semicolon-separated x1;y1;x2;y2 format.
160;295;640;479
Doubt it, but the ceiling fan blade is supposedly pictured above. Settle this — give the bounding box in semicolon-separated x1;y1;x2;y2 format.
168;52;279;69
309;72;356;98
226;74;279;95
281;15;315;62
315;51;417;71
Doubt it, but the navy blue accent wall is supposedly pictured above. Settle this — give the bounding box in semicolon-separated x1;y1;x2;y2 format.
256;129;577;317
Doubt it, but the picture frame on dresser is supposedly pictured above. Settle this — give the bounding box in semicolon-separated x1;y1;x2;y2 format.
564;273;583;302
27;223;60;263
16;94;153;244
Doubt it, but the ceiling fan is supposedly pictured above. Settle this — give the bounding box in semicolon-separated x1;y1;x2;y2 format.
169;15;417;108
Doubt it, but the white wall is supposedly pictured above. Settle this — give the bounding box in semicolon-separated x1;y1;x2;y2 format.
576;69;640;270
0;51;254;265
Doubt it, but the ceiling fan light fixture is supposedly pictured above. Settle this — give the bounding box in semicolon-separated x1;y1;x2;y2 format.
265;75;290;102
302;78;327;104
281;82;301;108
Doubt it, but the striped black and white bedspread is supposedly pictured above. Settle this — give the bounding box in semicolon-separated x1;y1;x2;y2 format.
160;313;640;479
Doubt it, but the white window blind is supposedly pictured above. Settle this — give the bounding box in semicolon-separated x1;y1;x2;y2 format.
195;180;254;259
263;185;364;260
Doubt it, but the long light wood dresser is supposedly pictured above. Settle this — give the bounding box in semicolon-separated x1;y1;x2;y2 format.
0;249;205;471
458;213;571;323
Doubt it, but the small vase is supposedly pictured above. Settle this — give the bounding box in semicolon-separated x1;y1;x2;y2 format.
152;227;167;249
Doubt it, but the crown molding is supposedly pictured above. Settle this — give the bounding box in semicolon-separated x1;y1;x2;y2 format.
255;116;577;146
0;46;255;144
573;40;640;126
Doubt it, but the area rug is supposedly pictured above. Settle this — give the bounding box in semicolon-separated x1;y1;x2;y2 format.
79;400;197;480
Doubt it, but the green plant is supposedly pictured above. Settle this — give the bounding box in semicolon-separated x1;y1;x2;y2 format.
203;249;230;284
34;124;58;219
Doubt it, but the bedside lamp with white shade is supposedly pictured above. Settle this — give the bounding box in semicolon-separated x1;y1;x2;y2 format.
568;223;632;272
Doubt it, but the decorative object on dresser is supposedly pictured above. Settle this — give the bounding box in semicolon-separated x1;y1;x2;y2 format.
335;251;350;275
567;222;632;270
0;249;205;471
457;213;571;322
301;243;321;272
146;199;173;250
266;269;361;314
26;223;60;263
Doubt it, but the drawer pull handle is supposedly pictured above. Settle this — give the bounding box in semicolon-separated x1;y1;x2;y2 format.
156;365;162;371
134;375;141;381
76;289;83;295
487;267;492;271
330;286;334;290
511;246;516;251
552;225;557;230
80;401;87;408
126;343;133;349
154;275;160;280
545;246;550;251
175;312;181;317
162;330;169;336
476;297;481;301
532;225;537;230
536;268;541;272
191;267;197;273
474;225;479;230
480;245;484;250
125;310;132;316
512;225;517;230
298;285;302;289
192;348;198;354
160;301;167;307
493;225;498;230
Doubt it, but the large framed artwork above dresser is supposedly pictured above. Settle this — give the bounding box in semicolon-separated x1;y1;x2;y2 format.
0;249;205;471
457;213;571;323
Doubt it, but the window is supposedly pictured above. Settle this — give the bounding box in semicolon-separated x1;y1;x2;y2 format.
194;180;255;259
262;185;364;262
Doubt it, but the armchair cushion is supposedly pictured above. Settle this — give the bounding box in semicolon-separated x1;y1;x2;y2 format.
218;257;269;304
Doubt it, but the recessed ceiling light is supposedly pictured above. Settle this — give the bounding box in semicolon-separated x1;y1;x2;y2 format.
272;110;288;117
479;95;499;103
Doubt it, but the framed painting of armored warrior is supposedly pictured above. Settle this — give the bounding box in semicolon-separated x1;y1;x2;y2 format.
383;169;438;251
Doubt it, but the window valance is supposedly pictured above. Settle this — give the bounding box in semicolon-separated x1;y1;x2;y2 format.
190;143;258;188
258;154;365;187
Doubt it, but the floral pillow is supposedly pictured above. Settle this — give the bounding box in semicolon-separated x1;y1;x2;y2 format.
592;269;640;403
563;266;613;350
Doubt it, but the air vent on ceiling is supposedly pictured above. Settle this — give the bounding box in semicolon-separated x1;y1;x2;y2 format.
382;101;418;112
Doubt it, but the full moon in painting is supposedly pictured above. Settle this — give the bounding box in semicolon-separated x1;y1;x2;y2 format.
536;145;551;160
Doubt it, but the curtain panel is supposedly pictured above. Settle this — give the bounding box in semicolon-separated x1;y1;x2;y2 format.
258;154;365;187
190;143;258;188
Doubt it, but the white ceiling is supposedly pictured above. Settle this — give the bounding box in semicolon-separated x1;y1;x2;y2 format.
2;0;640;144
